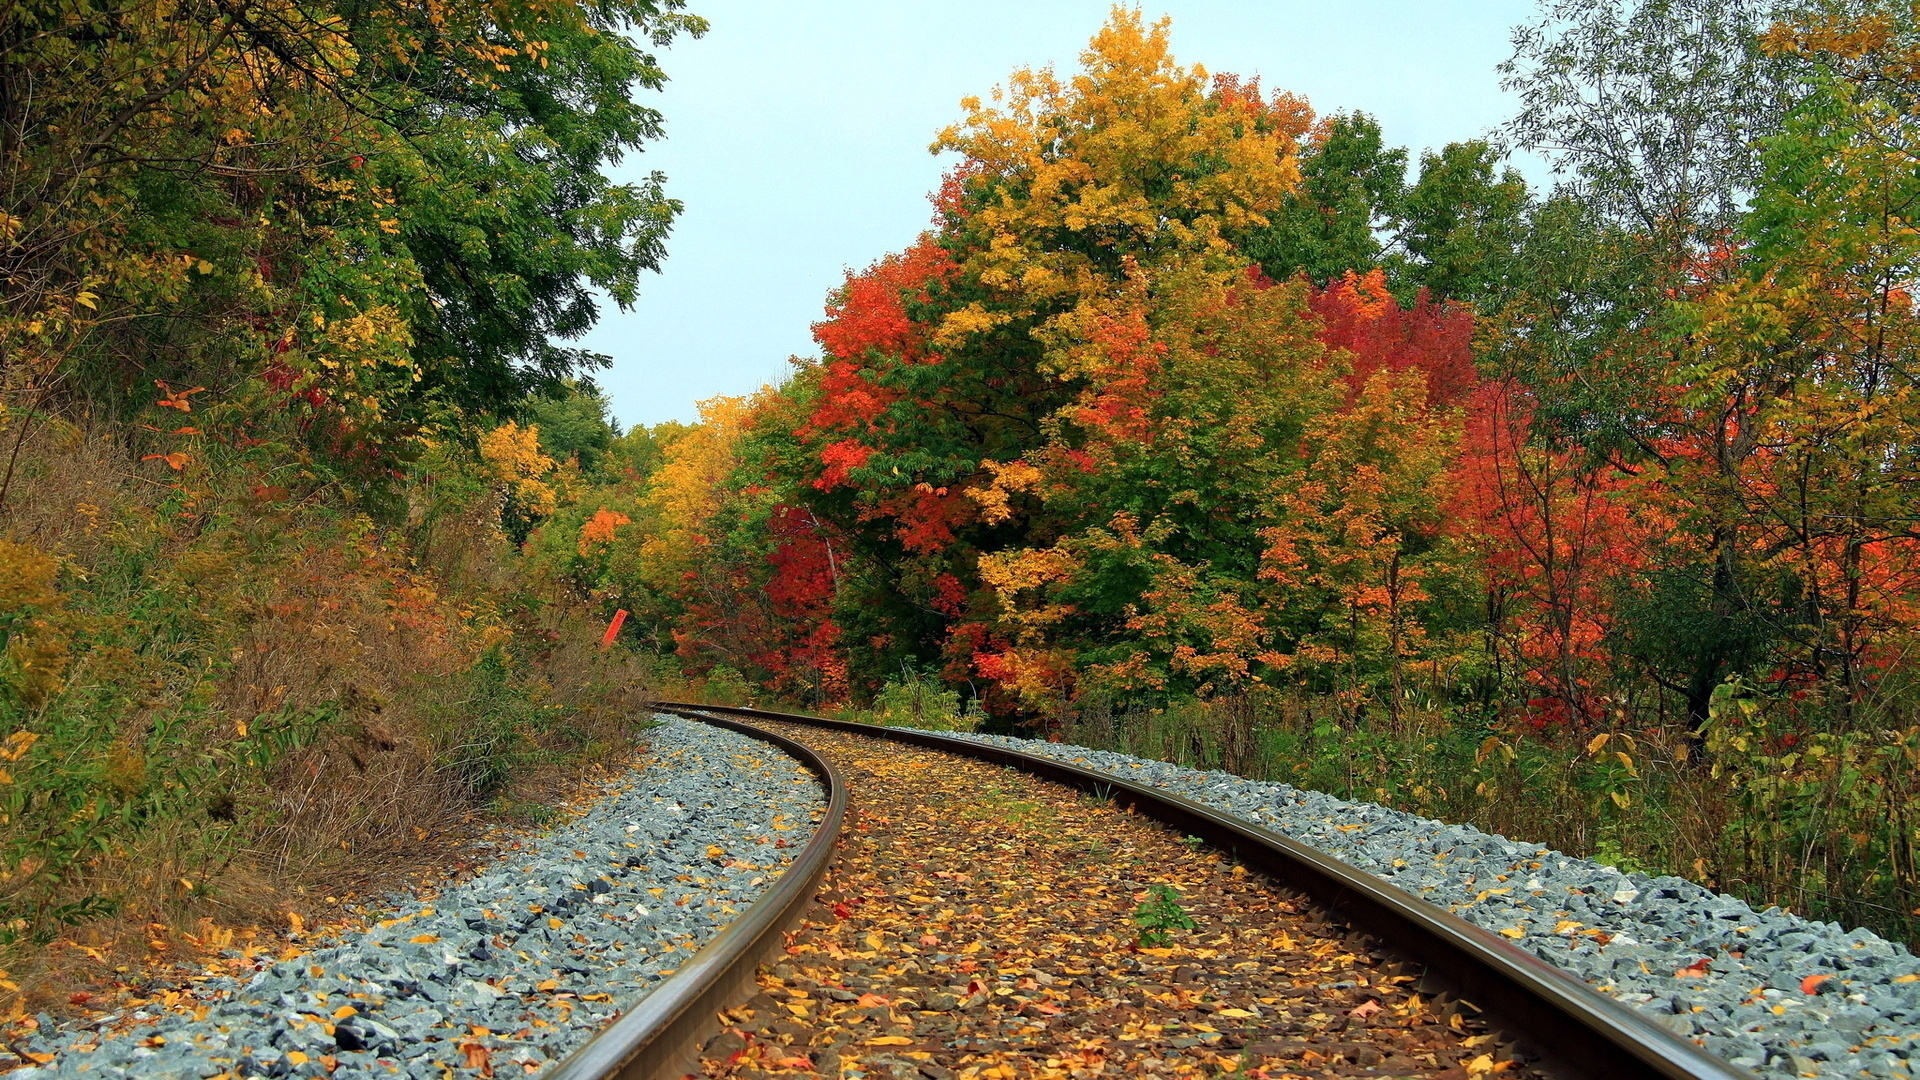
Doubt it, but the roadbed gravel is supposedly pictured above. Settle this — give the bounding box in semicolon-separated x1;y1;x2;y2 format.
940;729;1920;1079
14;716;825;1079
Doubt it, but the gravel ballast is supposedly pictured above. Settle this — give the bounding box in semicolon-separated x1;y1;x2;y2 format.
17;716;825;1079
941;730;1920;1079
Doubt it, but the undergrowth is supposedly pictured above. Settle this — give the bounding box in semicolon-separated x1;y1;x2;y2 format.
0;415;655;1015
1057;690;1920;949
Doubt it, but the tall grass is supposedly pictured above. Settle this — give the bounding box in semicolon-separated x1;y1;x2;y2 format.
1057;688;1920;947
0;417;656;1012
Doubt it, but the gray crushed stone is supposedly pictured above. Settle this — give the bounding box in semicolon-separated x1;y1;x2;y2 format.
940;730;1920;1079
16;716;823;1079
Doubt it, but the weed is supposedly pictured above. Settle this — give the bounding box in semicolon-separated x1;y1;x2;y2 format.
1132;884;1198;947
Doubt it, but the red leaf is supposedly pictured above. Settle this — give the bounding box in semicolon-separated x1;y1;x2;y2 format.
1674;958;1712;978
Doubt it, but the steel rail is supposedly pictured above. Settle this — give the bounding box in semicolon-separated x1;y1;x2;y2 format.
545;712;848;1080
650;700;1755;1080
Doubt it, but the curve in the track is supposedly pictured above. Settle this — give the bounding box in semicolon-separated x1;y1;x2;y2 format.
637;702;1754;1080
544;713;848;1080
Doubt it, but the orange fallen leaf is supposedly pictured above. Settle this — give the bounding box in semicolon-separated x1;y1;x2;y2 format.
854;992;890;1007
865;1036;913;1046
460;1041;494;1077
1800;974;1832;994
1351;999;1384;1018
1674;957;1712;978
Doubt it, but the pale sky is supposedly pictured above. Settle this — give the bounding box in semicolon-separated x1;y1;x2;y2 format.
580;1;1546;430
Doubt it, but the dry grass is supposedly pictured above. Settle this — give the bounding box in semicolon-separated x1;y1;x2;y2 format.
0;417;657;1018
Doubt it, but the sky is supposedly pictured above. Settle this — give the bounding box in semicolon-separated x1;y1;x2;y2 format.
580;0;1547;431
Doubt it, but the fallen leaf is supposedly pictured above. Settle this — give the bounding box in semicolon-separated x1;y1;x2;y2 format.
865;1035;913;1046
1675;958;1712;978
1351;999;1384;1018
460;1041;494;1077
1800;974;1832;995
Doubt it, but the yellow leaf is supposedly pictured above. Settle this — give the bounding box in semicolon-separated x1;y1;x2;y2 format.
866;1036;913;1046
864;931;885;951
1498;927;1526;939
1216;1007;1254;1018
1894;974;1920;983
333;1006;358;1019
537;979;559;992
409;933;439;944
1586;733;1610;754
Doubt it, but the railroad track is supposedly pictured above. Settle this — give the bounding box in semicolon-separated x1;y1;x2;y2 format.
551;702;1752;1080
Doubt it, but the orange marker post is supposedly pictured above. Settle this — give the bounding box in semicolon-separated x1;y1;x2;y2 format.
599;609;629;650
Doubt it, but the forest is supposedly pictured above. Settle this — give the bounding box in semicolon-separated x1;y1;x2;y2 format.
545;4;1920;945
3;0;1920;1019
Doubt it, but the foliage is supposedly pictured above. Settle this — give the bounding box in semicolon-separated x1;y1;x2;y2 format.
520;0;1920;951
0;0;698;1016
1131;883;1198;947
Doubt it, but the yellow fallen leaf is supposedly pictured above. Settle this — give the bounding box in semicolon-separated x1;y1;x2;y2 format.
865;931;885;951
537;979;559;992
286;1051;309;1066
333;1005;357;1019
1895;974;1920;983
1498;927;1526;939
866;1036;913;1046
409;934;439;944
1216;1008;1255;1018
